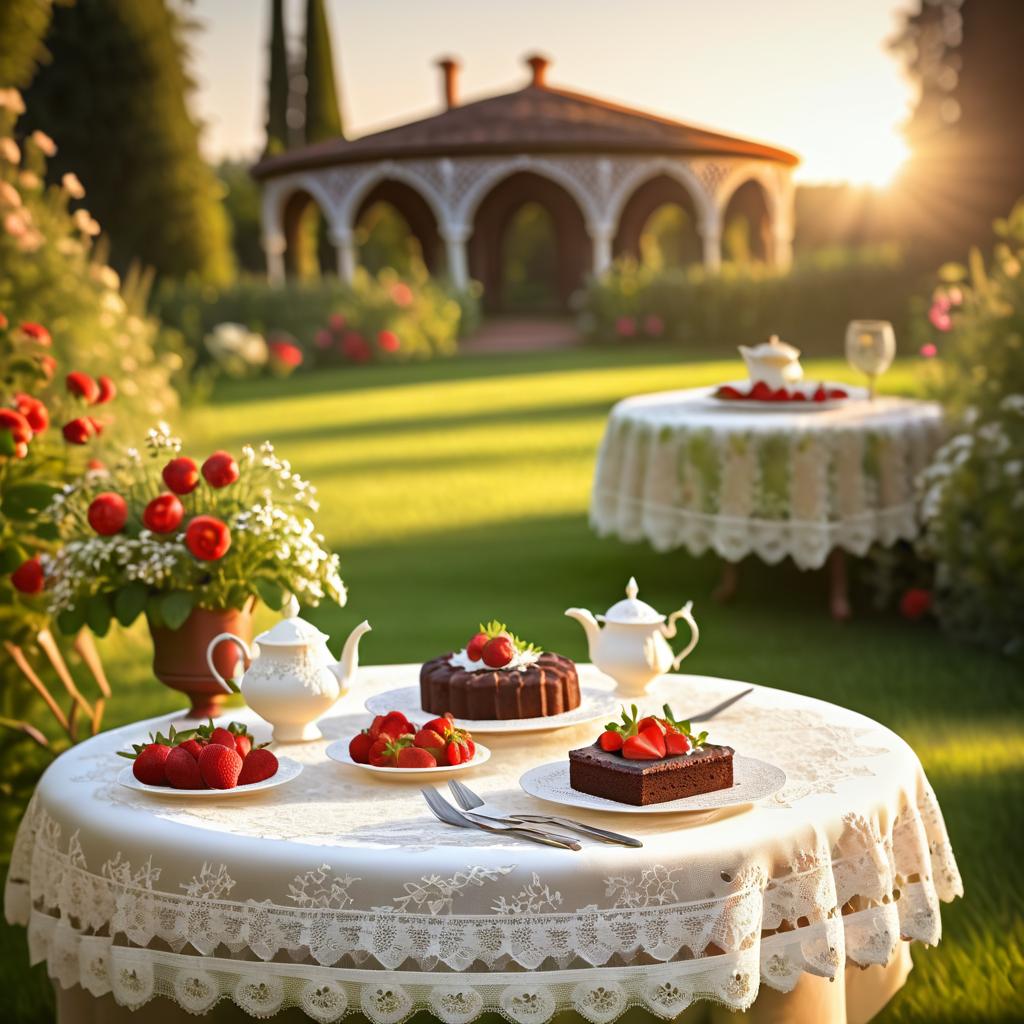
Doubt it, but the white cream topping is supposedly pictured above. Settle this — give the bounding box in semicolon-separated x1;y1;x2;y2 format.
448;647;541;673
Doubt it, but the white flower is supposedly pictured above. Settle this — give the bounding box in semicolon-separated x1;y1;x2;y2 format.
29;129;56;157
0;89;26;114
62;171;85;199
72;207;100;236
0;181;20;208
0;137;20;164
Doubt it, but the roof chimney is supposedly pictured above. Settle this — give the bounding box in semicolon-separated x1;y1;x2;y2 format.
436;57;460;109
525;53;550;88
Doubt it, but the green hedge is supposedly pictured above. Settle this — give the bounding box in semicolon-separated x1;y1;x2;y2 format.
578;248;926;356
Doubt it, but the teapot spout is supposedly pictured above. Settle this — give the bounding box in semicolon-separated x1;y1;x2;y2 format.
564;607;601;660
332;620;371;686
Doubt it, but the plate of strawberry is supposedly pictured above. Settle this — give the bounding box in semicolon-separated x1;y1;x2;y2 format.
712;380;861;409
327;710;490;779
117;721;301;796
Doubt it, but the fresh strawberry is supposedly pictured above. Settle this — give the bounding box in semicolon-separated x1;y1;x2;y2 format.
413;728;446;760
367;715;387;739
813;384;828;402
465;631;489;661
369;711;412;740
637;716;667;735
481;635;514;668
423;714;455;735
166;746;205;789
349;732;374;764
791;391;807;401
176;738;204;760
199;742;243;789
234;734;252;758
750;380;772;401
828;388;848;399
209;727;237;749
368;734;411;768
622;726;667;760
716;385;742;400
462;733;476;760
397;746;437;768
445;739;467;766
598;730;623;752
238;748;279;785
771;387;790;402
132;743;171;786
665;732;691;756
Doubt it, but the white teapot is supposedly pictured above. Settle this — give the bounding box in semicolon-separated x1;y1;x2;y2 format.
566;578;699;696
207;597;371;742
739;334;803;390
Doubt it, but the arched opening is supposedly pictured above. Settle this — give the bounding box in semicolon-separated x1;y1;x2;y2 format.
353;180;442;277
721;179;773;264
614;174;703;268
282;190;333;279
469;171;591;313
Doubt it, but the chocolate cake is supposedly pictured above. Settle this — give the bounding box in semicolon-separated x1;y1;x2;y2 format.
420;652;580;720
568;742;734;806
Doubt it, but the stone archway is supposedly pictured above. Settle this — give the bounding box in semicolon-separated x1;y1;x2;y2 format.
468;171;592;313
353;179;443;274
613;173;703;267
721;178;773;264
282;189;334;279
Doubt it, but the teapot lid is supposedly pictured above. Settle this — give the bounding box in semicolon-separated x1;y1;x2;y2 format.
255;595;330;646
597;577;666;625
744;334;801;360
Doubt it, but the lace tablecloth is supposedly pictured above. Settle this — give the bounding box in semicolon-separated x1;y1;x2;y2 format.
590;388;944;570
5;665;961;1022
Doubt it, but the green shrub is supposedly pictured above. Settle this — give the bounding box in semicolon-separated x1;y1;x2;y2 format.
917;200;1024;658
577;247;923;355
154;267;480;371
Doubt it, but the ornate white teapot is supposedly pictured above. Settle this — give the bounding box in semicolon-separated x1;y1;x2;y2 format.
739;334;803;390
207;597;371;742
565;578;699;696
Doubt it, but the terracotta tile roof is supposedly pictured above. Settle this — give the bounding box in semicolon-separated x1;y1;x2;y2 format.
252;84;798;179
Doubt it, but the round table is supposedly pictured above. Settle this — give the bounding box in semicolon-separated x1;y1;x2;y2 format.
589;388;944;572
4;666;962;1023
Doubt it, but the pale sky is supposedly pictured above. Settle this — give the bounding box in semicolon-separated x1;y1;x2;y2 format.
190;0;917;186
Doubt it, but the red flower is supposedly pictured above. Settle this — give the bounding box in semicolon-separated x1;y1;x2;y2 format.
62;417;95;444
87;458;107;474
201;450;239;488
377;330;400;353
39;355;57;380
643;313;665;338
899;588;933;621
314;328;333;349
162;456;199;495
0;407;33;444
87;492;128;536
615;316;637;338
185;515;231;561
87;416;105;436
142;493;185;533
328;313;345;332
389;282;414;308
341;331;371;363
14;394;49;433
0;312;8;329
268;339;303;368
66;371;100;403
11;556;45;595
95;375;117;404
19;322;51;347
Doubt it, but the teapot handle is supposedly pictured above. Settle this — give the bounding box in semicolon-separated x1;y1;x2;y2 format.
665;602;700;670
205;632;252;694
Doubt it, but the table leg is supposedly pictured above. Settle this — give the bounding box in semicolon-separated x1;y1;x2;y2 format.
713;560;740;604
828;549;852;621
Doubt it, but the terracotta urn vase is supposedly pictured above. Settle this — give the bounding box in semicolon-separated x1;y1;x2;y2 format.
149;603;255;718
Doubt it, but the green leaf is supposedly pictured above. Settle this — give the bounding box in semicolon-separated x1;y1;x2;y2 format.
146;592;166;629
1;482;61;520
161;590;196;631
56;604;87;635
0;544;27;573
254;576;285;610
114;582;149;627
0;431;14;457
85;594;113;637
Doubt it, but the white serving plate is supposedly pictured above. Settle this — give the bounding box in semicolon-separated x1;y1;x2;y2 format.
325;738;491;780
708;381;865;411
519;755;786;815
364;685;619;735
117;756;303;797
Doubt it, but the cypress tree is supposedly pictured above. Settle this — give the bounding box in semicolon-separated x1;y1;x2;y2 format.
264;0;289;156
303;0;343;144
24;0;234;284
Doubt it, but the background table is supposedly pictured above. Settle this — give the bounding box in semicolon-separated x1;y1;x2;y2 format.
589;388;944;572
5;666;961;1023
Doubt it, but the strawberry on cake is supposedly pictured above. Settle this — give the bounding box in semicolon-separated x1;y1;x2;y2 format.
420;620;580;720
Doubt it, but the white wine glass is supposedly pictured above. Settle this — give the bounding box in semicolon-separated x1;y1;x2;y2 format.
845;320;895;400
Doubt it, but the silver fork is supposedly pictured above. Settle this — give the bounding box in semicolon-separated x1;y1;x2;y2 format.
421;788;581;851
687;687;754;722
448;779;643;848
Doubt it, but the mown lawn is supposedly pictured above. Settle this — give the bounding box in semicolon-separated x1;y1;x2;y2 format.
4;343;1022;1022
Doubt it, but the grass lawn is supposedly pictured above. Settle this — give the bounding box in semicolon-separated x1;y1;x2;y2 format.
4;344;1022;1022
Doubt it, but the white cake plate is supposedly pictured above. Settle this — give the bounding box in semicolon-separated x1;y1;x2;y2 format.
519;755;786;815
708;381;866;411
364;685;620;735
117;756;303;798
325;739;491;780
